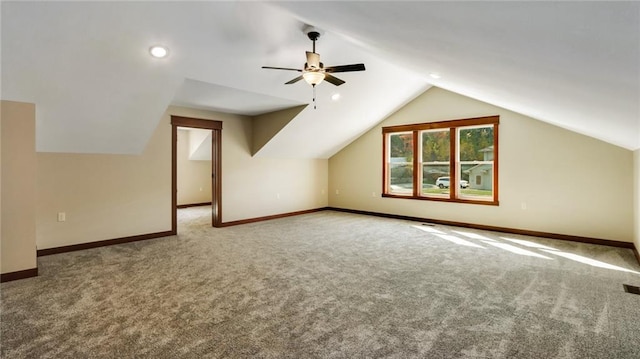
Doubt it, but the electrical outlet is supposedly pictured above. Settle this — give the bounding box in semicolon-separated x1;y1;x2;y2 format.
372;192;376;197
521;202;527;210
57;212;66;222
276;193;281;199
335;189;340;195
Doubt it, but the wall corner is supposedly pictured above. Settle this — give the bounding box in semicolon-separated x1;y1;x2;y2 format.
1;100;38;276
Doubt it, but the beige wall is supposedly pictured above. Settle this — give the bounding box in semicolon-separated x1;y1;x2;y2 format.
177;129;211;206
37;113;172;250
634;149;640;250
329;87;634;242
169;106;328;223
36;105;328;249
1;101;37;273
252;105;306;155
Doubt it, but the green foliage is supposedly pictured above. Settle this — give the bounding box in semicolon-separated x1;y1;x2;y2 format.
390;133;413;158
390;165;413;183
422;130;450;162
391;125;494;166
459;127;493;161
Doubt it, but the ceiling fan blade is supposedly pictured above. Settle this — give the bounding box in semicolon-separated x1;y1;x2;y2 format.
262;66;302;72
324;73;345;86
324;63;366;73
306;51;321;69
285;75;304;85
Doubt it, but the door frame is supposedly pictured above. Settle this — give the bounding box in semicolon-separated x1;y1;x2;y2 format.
171;116;223;230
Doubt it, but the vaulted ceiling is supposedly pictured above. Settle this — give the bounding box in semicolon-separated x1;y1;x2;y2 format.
2;1;639;158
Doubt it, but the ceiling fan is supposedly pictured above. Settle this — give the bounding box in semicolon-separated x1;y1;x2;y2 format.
262;27;366;88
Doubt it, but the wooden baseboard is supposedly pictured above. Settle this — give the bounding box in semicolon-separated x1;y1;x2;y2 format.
32;207;640;267
37;230;176;257
219;207;329;227
327;207;635;249
177;202;212;209
1;267;38;283
36;208;326;256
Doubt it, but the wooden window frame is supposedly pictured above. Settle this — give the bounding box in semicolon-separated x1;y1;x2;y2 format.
382;115;499;206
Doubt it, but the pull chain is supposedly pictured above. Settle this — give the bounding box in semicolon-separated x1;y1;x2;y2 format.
312;84;317;109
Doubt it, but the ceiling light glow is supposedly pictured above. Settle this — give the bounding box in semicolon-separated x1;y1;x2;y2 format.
149;45;169;58
331;93;341;101
429;73;441;79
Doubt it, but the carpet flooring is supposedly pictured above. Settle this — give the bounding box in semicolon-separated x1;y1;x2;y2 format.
2;208;640;358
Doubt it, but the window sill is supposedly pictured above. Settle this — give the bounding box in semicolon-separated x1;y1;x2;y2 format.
382;193;499;206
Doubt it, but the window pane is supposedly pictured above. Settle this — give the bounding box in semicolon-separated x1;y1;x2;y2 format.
388;133;413;195
421;130;450;196
422;130;450;162
458;126;494;199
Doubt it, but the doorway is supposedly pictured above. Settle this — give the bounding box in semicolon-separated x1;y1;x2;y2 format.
171;116;222;231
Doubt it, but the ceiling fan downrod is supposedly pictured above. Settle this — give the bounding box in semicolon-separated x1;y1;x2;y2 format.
307;30;320;54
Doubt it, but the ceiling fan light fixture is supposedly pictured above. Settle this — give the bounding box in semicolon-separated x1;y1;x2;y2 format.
303;71;325;86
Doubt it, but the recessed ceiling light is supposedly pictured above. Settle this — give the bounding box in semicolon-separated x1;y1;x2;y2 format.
331;93;341;101
149;45;169;58
429;73;441;79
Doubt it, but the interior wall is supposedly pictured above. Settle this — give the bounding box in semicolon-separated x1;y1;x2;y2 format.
634;149;640;250
252;105;307;155
36;105;329;250
36;114;172;250
169;106;328;223
188;129;209;158
1;100;37;273
177;129;211;206
329;87;634;243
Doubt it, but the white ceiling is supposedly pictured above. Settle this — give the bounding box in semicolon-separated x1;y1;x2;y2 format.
172;79;304;117
2;1;639;158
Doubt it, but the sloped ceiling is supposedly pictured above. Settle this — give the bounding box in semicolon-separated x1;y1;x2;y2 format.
172;79;304;117
274;1;640;151
2;1;639;158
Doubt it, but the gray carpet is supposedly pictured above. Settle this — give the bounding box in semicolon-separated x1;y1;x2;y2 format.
2;208;639;358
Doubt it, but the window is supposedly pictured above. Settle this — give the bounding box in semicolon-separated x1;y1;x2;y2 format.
387;132;414;196
382;116;499;205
